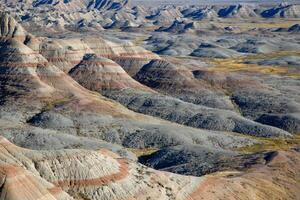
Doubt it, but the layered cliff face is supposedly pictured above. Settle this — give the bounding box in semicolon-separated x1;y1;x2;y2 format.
0;12;28;41
31;36;159;73
69;54;152;92
0;137;299;200
0;137;202;200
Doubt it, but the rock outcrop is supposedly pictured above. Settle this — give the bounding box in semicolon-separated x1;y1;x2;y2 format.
0;12;28;41
218;4;258;18
0;137;299;200
261;4;300;18
0;137;202;200
69;54;151;92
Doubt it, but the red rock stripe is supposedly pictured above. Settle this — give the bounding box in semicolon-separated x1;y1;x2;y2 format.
0;36;26;40
71;60;119;66
0;36;146;49
52;158;129;188
0;164;65;198
0;62;48;67
20;149;130;188
0;147;130;189
41;52;155;58
0;51;153;57
0;61;120;67
0;37;144;49
0;73;128;78
47;186;64;196
0;57;151;68
0;164;24;176
43;54;155;61
38;46;153;52
0;74;64;78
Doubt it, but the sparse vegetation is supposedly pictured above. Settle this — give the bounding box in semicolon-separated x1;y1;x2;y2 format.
127;148;159;157
238;134;300;153
42;97;72;112
215;18;300;32
206;51;300;78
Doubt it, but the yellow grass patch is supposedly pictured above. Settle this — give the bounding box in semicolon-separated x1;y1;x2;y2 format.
199;18;300;33
128;147;159;157
42;97;71;111
205;51;300;78
238;134;300;154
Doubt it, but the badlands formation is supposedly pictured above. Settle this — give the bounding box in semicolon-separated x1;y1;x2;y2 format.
0;0;300;199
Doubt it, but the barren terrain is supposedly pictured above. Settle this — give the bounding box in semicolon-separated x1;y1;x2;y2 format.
0;0;299;199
